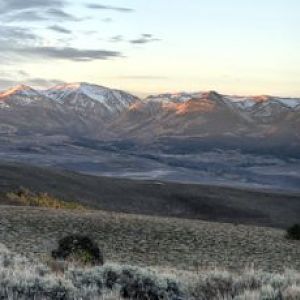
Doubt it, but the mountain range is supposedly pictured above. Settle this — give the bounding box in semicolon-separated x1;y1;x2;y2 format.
0;82;299;141
0;82;300;191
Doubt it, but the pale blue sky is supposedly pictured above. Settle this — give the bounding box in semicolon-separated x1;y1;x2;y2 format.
0;0;299;96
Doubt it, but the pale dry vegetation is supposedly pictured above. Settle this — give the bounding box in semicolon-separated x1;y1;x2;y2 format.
5;188;86;210
0;244;300;299
0;203;300;299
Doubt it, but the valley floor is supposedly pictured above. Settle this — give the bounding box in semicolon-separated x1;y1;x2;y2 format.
0;205;299;272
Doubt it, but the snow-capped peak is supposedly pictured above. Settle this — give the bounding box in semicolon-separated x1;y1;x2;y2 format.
146;92;206;104
0;84;37;99
225;95;300;110
44;82;140;115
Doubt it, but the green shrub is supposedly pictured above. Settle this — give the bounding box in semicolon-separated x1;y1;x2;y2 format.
286;224;300;240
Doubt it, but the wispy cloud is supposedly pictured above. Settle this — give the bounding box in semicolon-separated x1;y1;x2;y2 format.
0;25;39;48
86;3;134;13
0;0;65;12
0;24;121;63
0;77;65;90
0;67;64;89
130;34;161;44
0;0;80;23
48;25;72;34
110;35;124;43
3;10;47;22
19;46;122;62
46;8;79;21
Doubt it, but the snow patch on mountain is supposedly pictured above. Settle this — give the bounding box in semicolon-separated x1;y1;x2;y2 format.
273;98;300;109
0;85;44;107
147;92;205;104
43;82;140;115
147;92;300;111
0;85;39;99
225;95;300;110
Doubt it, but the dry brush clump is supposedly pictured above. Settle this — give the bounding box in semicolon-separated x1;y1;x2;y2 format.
6;187;86;210
1;243;300;299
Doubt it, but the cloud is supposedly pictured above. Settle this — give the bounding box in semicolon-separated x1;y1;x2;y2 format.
86;3;134;13
108;34;161;45
26;78;66;87
0;25;39;47
0;77;66;90
45;8;79;21
0;78;17;90
18;70;29;77
0;0;79;23
0;24;121;63
48;25;72;34
19;46;122;61
0;67;65;90
0;0;65;12
0;26;39;63
110;35;124;43
0;2;125;65
3;10;46;22
130;34;161;44
3;9;79;22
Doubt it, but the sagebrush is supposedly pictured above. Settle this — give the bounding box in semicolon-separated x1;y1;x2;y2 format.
0;244;300;299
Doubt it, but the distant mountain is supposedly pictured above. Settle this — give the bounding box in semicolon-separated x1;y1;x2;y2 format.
0;83;140;137
0;84;74;135
112;91;300;140
0;83;299;142
43;83;140;119
111;91;253;139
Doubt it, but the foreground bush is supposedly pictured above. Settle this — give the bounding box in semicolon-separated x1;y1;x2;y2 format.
6;188;85;210
52;235;104;266
0;243;300;299
286;224;300;240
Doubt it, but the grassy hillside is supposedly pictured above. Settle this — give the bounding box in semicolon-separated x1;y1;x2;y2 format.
0;205;299;272
0;162;300;228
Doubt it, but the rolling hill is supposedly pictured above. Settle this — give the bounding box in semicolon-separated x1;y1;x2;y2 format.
0;162;299;228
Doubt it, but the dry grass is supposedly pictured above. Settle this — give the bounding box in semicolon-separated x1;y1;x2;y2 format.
0;205;299;273
5;188;86;210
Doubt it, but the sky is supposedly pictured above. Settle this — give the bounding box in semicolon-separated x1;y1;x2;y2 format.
0;0;299;97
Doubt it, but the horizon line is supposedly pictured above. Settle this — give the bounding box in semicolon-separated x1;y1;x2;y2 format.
0;81;300;99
